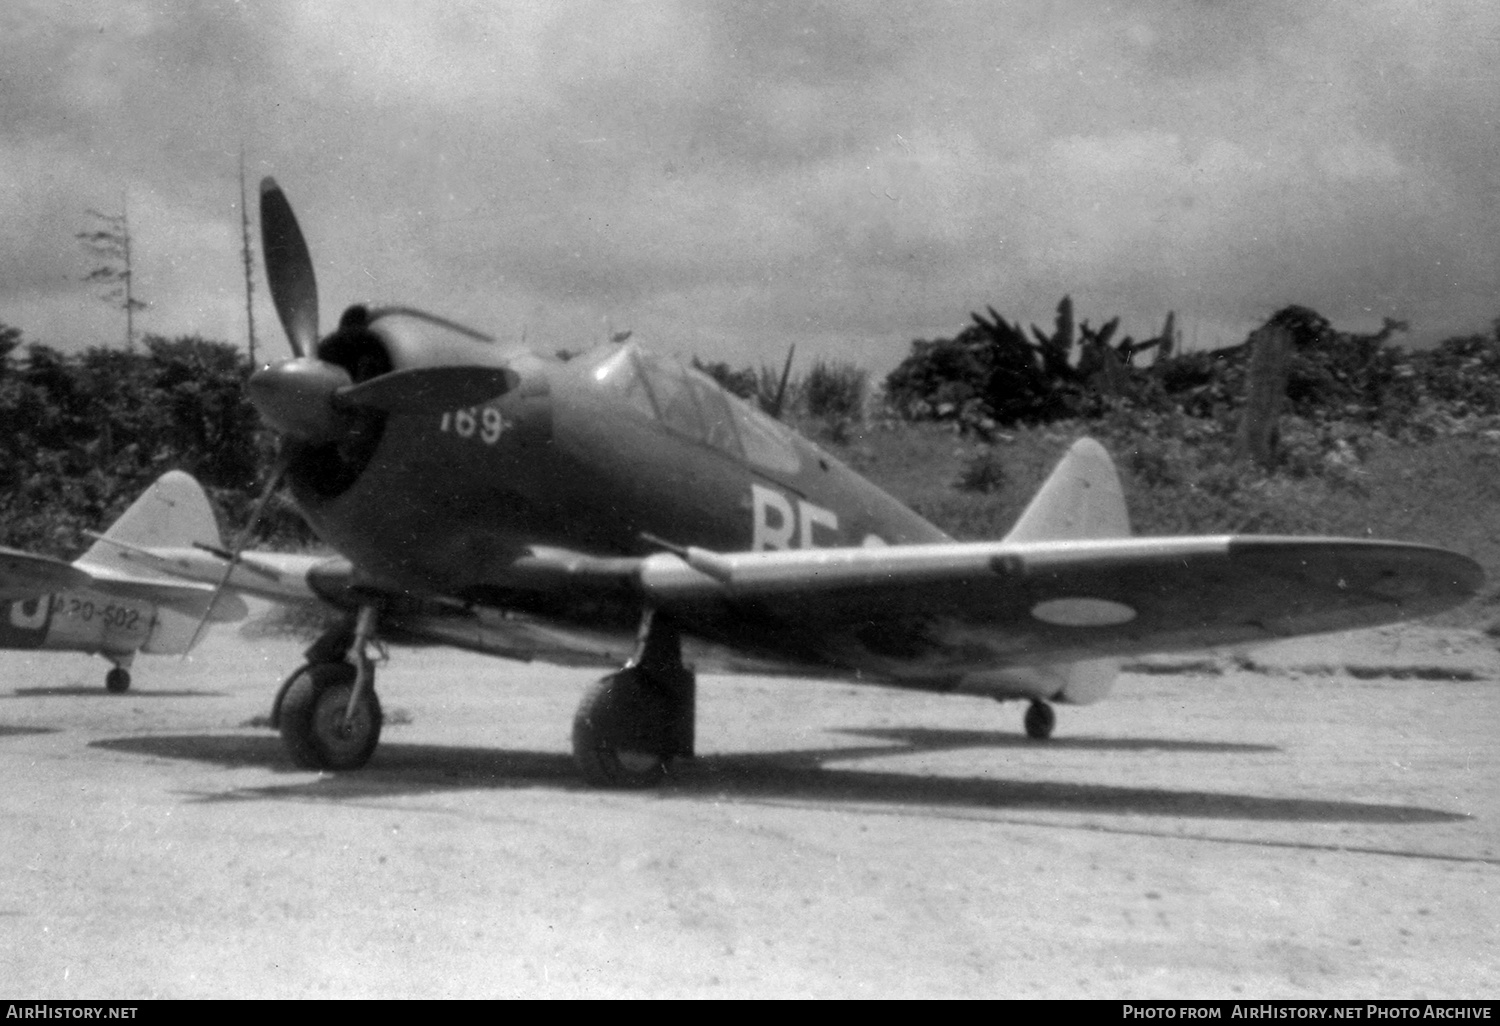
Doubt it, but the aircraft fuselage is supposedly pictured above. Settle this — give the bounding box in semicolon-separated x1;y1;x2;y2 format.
1;590;152;659
288;314;947;610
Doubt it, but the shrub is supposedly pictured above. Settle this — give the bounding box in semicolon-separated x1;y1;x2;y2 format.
0;331;310;557
954;448;1008;494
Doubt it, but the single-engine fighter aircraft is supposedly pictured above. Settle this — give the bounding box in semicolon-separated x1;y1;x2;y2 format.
189;176;1481;787
0;472;249;691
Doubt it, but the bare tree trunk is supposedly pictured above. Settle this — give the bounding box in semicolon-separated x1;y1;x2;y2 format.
240;148;258;367
1235;324;1292;466
122;194;135;352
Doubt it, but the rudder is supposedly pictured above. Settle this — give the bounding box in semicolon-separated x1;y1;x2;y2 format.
1004;437;1130;543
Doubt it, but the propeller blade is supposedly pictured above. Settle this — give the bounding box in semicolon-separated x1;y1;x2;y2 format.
260;177;319;359
334;365;517;415
184;460;289;655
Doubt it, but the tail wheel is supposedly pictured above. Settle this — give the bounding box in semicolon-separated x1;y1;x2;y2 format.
278;662;383;770
105;667;131;694
1024;699;1056;740
572;670;670;788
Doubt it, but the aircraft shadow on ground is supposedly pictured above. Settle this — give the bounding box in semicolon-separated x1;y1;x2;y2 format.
834;726;1279;755
0;725;57;738
90;731;1465;825
6;687;223;698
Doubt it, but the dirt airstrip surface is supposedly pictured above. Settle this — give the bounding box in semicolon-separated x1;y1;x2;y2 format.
0;617;1496;999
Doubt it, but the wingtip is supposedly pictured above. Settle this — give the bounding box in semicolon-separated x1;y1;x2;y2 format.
1229;537;1486;618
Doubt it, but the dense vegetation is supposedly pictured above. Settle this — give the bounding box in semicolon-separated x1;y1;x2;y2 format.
882;298;1499;437
864;299;1500;546
0;328;301;555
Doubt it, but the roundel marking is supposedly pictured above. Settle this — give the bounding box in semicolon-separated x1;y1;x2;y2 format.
1031;597;1137;627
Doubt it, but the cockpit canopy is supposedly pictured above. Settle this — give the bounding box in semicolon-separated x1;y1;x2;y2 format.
584;344;801;475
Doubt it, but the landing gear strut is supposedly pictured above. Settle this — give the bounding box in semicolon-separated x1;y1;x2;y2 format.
1024;699;1056;740
277;605;384;770
572;608;695;788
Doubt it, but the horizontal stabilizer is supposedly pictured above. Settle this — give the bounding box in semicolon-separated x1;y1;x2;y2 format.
100;578;250;624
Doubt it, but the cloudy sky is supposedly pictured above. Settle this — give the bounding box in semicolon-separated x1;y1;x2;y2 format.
3;1;1498;374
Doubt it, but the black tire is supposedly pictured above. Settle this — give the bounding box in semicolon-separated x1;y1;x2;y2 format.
1024;699;1056;740
571;671;669;789
278;662;383;770
105;667;130;694
269;665;309;729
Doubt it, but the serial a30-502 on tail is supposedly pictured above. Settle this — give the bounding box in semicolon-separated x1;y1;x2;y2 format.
167;176;1483;787
0;473;249;691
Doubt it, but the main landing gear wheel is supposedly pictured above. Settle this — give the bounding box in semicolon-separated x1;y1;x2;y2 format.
269;665;308;729
571;608;695;789
1024;699;1056;740
104;667;131;694
278;662;383;770
572;669;672;789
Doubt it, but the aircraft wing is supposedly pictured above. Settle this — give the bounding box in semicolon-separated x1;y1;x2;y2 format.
0;547;93;600
634;536;1482;676
0;543;249;622
77;534;334;605
62;530;1475;682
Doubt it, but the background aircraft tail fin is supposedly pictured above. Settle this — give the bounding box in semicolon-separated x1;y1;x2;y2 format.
76;471;223;576
1003;437;1131;543
999;438;1128;705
